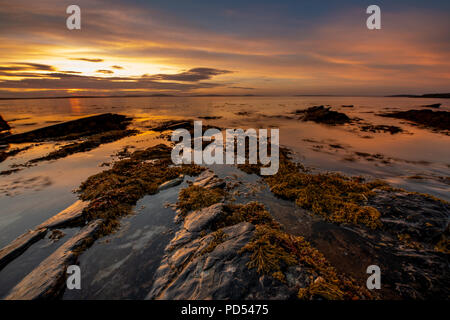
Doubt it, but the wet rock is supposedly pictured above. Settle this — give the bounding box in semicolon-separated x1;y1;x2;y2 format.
422;103;441;109
148;203;310;300
158;175;185;191
0;145;32;163
193;170;226;189
48;230;65;242
37;200;88;229
379;109;450;131
0;228;47;270
294;106;351;125
360;124;403;134
198;116;222;120
338;189;450;299
0;113;131;143
0;200;88;271
369;190;448;245
183;203;225;234
5;220;101;300
0;114;10;131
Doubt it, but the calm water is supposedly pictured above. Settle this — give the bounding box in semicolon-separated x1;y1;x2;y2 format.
0;96;449;249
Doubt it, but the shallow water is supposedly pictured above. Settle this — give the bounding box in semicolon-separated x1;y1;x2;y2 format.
0;96;448;250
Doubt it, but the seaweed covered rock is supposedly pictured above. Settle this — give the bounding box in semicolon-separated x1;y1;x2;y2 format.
147;171;370;300
238;147;450;299
0;113;132;143
294;106;351;125
77;144;205;235
360;124;403;134
379;109;450;131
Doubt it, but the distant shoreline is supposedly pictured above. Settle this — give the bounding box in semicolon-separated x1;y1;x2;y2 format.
385;93;450;99
0;93;448;101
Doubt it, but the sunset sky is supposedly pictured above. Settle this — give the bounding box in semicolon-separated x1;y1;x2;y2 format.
0;0;449;98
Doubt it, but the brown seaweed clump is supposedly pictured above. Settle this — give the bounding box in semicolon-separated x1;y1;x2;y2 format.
177;185;225;217
217;202;372;300
29;129;138;163
77;144;204;235
239;148;385;229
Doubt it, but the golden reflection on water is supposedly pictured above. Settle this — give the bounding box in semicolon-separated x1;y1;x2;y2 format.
69;98;82;114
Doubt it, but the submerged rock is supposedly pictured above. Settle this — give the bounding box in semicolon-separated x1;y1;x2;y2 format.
421;103;441;108
157;175;185;191
340;189;450;299
294;106;351;124
360;124;403;134
0;229;47;271
5;220;102;300
0;200;88;271
379;109;450;131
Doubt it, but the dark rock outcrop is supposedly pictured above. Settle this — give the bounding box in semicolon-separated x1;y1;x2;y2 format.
0;115;10;131
0;113;131;143
294;106;351;124
336;189;450;299
147;171;311;300
379;109;450;131
422;103;441;109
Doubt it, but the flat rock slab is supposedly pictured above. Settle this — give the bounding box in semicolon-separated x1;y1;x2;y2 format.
0;228;48;270
158;175;184;192
147;222;256;300
193;170;225;189
37;200;88;229
5;220;101;300
0;200;89;271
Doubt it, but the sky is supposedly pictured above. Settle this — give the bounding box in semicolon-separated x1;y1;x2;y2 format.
0;0;449;98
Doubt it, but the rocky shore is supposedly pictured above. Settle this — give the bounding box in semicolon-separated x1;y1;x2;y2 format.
0;117;448;300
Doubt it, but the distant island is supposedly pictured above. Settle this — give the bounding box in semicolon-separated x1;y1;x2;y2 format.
387;93;450;99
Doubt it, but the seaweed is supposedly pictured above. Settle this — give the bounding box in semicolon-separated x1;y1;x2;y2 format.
177;185;224;217
28;129;138;163
240;148;385;229
199;229;228;256
77;144;205;236
229;204;371;299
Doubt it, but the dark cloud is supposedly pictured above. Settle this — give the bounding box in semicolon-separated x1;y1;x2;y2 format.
229;86;254;90
0;63;55;71
70;58;104;63
96;69;114;74
147;68;232;82
0;70;225;94
60;71;82;74
111;65;123;69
